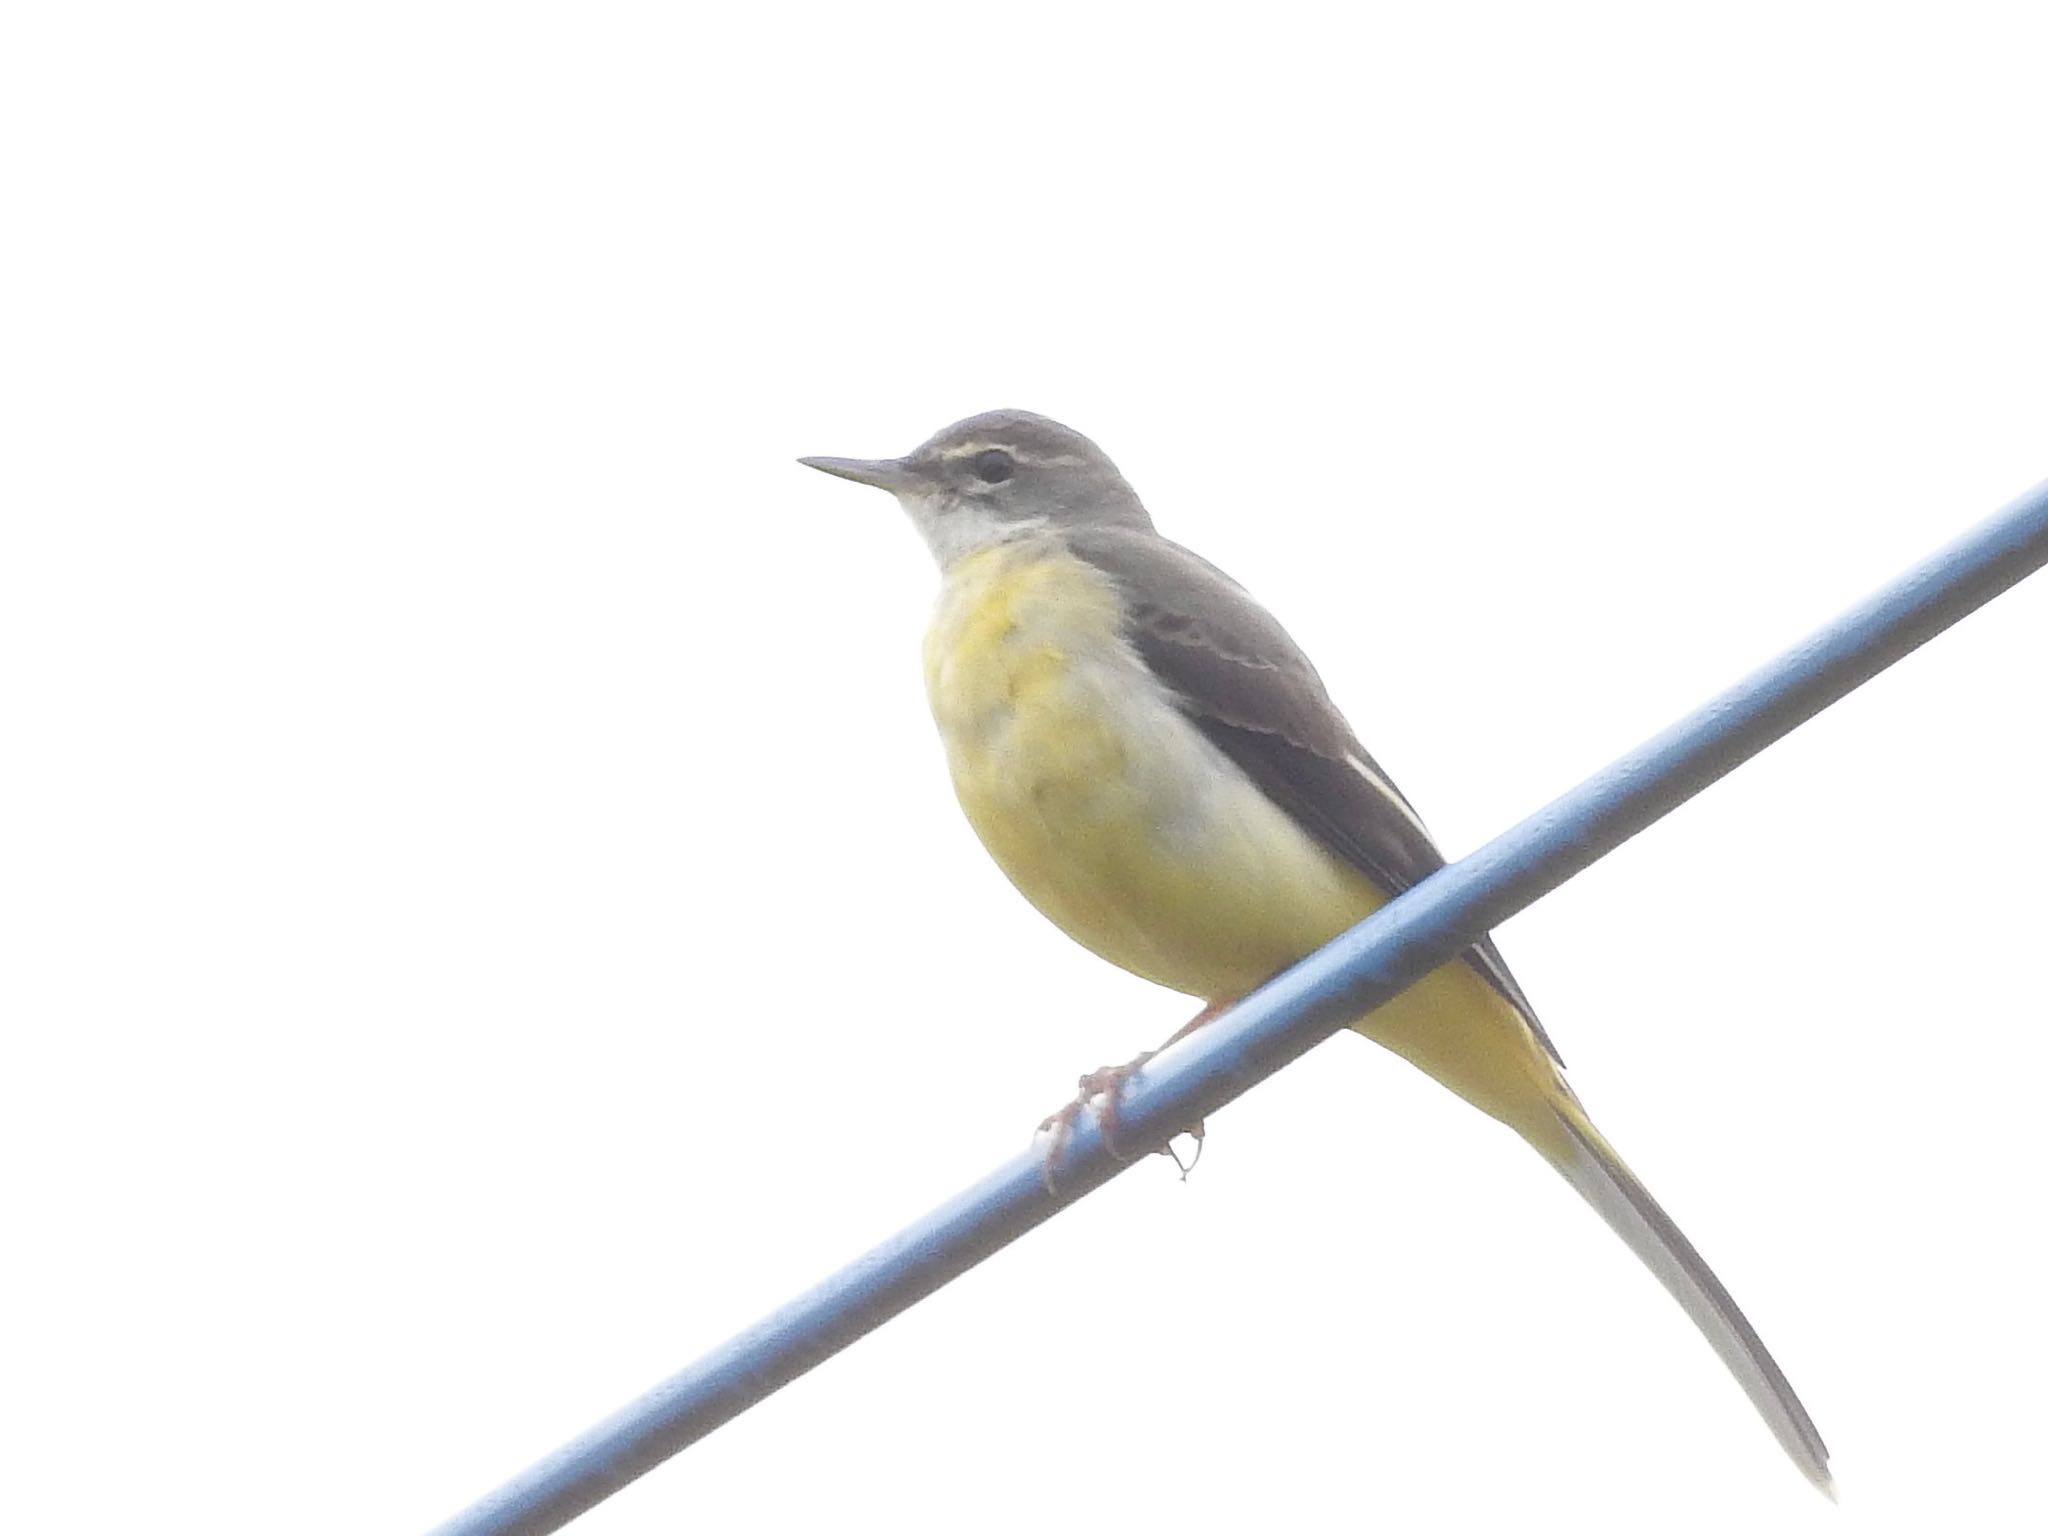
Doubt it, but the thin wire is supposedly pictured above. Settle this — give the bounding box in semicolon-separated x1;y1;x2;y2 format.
424;479;2048;1536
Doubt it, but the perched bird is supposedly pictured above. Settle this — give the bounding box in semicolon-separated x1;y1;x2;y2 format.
801;410;1830;1492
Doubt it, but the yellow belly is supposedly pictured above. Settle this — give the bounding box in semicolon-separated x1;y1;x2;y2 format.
923;540;1565;1144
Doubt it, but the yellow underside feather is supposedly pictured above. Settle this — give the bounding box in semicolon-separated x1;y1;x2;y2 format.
924;540;1570;1153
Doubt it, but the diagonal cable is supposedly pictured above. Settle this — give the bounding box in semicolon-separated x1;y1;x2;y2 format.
425;478;2048;1536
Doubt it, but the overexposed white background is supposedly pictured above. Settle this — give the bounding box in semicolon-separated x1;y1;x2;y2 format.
3;5;2044;1533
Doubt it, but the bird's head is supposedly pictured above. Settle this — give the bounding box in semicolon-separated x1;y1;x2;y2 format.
801;409;1153;567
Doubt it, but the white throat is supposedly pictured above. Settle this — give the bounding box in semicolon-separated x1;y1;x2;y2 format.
895;491;1049;571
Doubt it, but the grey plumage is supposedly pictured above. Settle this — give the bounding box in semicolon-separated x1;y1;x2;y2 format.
1064;521;1563;1065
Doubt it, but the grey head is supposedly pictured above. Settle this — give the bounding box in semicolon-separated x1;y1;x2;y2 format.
800;409;1155;568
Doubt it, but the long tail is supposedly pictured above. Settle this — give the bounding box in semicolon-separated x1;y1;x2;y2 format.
1546;1101;1833;1495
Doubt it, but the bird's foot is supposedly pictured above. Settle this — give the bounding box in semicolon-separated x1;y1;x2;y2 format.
1035;1000;1232;1192
1036;1050;1207;1192
1036;1052;1150;1192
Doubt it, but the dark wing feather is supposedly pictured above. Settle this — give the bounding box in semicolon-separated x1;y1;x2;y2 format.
1065;525;1561;1066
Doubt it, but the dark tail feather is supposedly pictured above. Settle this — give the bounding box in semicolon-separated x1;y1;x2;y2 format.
1546;1105;1833;1495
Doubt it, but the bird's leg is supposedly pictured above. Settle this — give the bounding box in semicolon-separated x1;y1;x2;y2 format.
1037;999;1231;1190
1162;998;1228;1048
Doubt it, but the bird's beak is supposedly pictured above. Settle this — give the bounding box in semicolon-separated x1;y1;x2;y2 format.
797;455;923;494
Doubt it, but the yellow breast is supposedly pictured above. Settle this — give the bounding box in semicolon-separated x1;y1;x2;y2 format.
922;539;1387;1003
921;538;1568;1142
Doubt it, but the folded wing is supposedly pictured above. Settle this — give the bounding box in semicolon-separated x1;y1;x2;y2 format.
1065;524;1561;1065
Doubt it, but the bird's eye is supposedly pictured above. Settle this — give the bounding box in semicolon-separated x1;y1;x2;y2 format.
969;449;1015;484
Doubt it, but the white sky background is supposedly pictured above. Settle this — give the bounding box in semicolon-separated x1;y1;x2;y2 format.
3;5;2045;1533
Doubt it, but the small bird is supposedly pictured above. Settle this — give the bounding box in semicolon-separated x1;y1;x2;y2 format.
801;410;1830;1492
